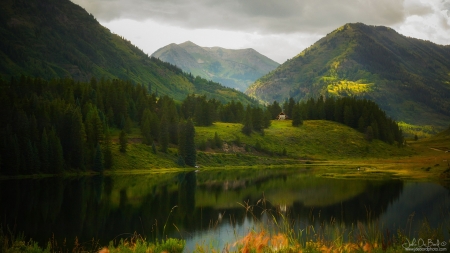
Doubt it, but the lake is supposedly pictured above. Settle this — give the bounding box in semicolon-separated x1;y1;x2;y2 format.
1;167;449;251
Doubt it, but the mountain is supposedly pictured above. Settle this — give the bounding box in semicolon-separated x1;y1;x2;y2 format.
151;41;279;91
246;23;450;128
0;0;254;104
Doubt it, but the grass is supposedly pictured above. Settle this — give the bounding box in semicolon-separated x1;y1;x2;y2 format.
3;199;446;253
0;228;185;253
96;119;450;182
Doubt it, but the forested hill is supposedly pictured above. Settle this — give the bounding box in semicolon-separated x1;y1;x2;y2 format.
0;0;254;104
152;41;280;92
246;23;450;129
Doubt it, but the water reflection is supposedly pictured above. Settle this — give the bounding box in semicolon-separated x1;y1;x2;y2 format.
0;168;448;250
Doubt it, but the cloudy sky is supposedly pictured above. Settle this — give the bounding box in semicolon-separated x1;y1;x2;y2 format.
72;0;450;63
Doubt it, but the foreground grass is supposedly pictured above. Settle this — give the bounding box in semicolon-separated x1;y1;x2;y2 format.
2;202;446;253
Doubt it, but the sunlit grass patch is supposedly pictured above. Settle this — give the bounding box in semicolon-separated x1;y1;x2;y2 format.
327;80;373;96
398;121;438;138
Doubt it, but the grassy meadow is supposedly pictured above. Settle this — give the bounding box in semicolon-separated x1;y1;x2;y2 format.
106;119;450;180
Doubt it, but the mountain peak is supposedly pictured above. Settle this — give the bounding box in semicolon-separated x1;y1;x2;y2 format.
247;23;450;128
179;41;199;47
151;42;279;91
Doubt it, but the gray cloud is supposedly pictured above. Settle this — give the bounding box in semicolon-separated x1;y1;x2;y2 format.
72;0;408;34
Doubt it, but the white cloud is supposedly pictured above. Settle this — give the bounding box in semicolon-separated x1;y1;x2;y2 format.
393;0;450;44
72;0;450;64
102;19;322;63
74;0;406;34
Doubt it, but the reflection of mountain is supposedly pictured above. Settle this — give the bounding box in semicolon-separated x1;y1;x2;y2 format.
290;179;404;223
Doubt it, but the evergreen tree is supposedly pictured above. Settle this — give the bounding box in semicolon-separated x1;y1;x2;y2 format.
252;107;264;132
214;132;223;149
159;115;169;153
119;130;127;153
343;105;354;127
103;129;113;170
48;128;64;174
365;126;374;142
286;97;296;118
268;101;282;119
292;103;303;127
149;111;160;141
242;105;253;136
140;108;153;145
178;120;187;158
184;119;196;167
40;129;49;173
152;141;157;154
93;144;104;173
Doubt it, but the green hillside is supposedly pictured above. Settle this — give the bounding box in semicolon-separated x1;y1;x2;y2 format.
0;0;254;104
110;120;413;171
246;23;450;129
152;41;279;91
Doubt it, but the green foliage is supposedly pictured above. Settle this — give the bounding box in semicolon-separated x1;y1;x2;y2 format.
93;144;103;173
242;105;253;136
151;141;157;154
159;115;169;153
296;96;403;145
184;119;197;167
213;132;223;149
291;103;303;127
247;22;450;129
0;0;255;105
103;129;113;170
119;130;127;153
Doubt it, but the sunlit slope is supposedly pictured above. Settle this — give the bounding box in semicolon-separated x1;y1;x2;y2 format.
195;120;412;160
247;23;450;129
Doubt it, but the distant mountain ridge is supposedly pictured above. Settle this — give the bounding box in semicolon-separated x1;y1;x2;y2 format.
0;0;255;104
152;41;279;91
246;23;450;128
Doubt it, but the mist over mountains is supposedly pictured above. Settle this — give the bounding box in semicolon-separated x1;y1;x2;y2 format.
152;41;279;91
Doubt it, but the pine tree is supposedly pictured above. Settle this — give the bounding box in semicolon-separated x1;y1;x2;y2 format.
152;141;157;154
365;126;374;142
103;129;113;170
93;144;104;173
242;105;253;136
149;111;160;142
286;97;296;119
178;120;187;158
292;103;303;127
40;129;49;173
159;115;169;153
214;132;223;149
119;130;127;153
184;119;197;167
140;108;153;145
263;109;272;129
48;128;64;174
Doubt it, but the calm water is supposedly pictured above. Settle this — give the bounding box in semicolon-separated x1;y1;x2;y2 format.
1;167;449;251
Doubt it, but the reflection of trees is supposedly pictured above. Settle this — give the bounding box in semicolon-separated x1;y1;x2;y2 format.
177;171;197;226
0;173;404;249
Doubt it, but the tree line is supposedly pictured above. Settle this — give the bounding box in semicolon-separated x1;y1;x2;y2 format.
273;96;404;145
0;76;403;176
0;76;267;176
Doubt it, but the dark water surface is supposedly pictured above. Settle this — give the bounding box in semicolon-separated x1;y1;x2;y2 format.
1;168;449;251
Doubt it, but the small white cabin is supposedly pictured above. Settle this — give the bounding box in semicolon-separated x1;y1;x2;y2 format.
277;112;287;120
